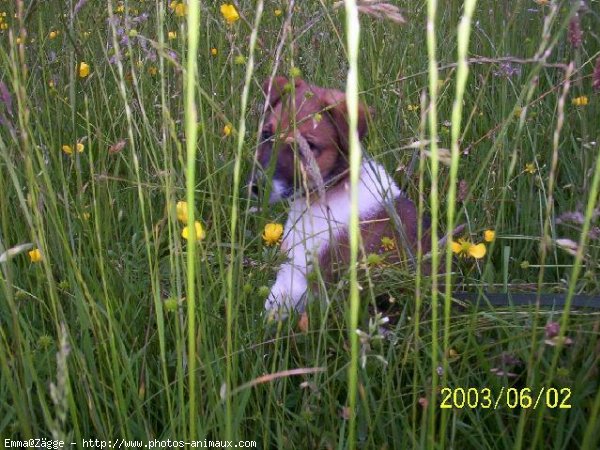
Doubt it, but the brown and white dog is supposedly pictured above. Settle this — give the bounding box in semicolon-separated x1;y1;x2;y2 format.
251;77;430;315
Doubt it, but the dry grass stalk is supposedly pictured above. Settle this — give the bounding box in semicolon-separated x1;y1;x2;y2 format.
333;1;405;25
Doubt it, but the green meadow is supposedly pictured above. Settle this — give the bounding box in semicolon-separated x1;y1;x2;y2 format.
0;0;599;448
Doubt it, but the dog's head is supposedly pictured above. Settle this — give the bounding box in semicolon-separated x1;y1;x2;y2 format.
251;77;370;202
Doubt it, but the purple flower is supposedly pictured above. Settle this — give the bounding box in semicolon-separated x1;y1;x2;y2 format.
557;211;585;225
588;226;600;240
0;81;13;116
493;62;522;79
545;321;560;339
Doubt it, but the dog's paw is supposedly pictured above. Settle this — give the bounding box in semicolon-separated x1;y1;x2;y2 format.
264;290;290;320
264;287;307;321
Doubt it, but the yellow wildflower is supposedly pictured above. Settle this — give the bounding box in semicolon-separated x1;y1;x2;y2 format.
263;223;283;246
28;248;43;263
366;253;384;266
223;123;233;136
78;62;90;78
176;201;189;223
164;297;179;312
290;66;302;78
572;96;589;106
450;238;487;259
381;236;396;251
220;4;240;24
210;47;218;56
169;1;178;10
484;229;496;242
49;30;59;39
168;31;177;40
148;66;158;76
514;107;522;118
62;143;85;155
524;163;536;174
274;8;283;16
182;221;206;241
175;2;187;17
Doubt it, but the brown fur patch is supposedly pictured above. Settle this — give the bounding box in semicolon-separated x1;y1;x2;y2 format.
318;195;432;282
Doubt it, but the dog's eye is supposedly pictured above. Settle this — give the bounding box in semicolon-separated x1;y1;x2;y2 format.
306;139;321;155
261;130;273;142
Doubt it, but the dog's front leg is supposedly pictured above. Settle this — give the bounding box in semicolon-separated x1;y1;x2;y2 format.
265;258;308;315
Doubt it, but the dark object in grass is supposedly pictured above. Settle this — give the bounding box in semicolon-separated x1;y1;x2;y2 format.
453;292;600;310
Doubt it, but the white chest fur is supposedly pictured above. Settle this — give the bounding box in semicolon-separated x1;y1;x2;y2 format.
265;159;401;313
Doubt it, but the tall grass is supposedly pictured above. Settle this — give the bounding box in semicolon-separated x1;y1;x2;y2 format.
0;0;599;448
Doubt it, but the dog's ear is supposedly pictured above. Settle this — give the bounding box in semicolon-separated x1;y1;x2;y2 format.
262;76;306;108
320;89;370;151
262;76;288;107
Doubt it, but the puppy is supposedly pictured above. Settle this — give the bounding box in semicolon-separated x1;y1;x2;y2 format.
251;77;431;315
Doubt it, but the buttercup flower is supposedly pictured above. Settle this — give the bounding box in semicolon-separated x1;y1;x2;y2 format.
78;62;90;78
176;201;189;223
366;253;384;266
572;96;589;106
182;221;206;241
223;123;233;136
274;8;282;16
49;30;59;39
220;4;240;24
290;66;302;78
174;2;187;17
168;31;177;40
62;143;85;155
524;163;536;174
210;47;218;56
164;297;179;312
484;229;496;242
451;238;486;259
263;223;283;246
381;236;396;251
28;248;43;263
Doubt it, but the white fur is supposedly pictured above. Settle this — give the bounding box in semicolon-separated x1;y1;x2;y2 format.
270;179;287;203
265;159;401;314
